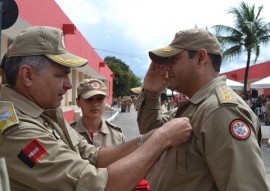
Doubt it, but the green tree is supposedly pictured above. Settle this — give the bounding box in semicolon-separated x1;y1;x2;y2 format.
104;56;142;97
212;2;270;100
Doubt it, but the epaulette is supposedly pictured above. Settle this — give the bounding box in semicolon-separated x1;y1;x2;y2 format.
105;120;122;132
216;85;238;105
0;101;20;134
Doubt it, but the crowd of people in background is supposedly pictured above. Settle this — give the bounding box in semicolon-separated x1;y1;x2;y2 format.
246;92;270;125
112;90;270;127
112;95;139;112
225;89;270;125
112;93;189;114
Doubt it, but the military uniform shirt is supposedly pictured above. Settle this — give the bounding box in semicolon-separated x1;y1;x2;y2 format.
0;85;108;191
73;118;126;147
137;76;269;191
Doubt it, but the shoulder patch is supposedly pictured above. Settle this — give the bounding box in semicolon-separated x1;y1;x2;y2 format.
17;138;48;168
229;119;251;140
0;101;19;134
105;120;122;132
216;85;238;105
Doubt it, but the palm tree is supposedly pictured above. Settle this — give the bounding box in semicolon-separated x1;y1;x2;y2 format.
212;2;270;100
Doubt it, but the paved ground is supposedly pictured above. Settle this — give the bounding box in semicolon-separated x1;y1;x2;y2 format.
108;107;270;189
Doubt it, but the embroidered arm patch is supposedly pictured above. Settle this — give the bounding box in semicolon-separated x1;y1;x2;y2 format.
0;101;19;134
229;119;251;140
17;138;48;168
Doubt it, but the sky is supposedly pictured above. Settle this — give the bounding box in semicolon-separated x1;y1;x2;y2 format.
55;0;270;80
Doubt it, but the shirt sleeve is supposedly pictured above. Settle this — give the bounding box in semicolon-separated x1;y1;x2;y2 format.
200;106;268;191
137;91;171;134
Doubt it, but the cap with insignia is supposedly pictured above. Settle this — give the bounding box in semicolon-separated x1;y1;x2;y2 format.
7;26;88;68
77;78;108;99
149;28;222;64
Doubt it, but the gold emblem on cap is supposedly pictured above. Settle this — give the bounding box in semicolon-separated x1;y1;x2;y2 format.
158;48;175;52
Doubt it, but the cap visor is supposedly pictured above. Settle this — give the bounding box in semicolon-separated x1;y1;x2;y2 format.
149;46;184;64
45;52;88;68
81;91;108;99
130;87;142;94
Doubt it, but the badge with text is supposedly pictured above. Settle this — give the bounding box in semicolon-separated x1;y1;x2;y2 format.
17;138;48;168
229;119;251;140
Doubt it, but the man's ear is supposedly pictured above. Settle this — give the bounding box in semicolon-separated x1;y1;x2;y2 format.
18;64;35;87
196;49;208;65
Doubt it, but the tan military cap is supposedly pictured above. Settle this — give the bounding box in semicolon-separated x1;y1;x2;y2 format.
149;28;222;64
77;78;108;99
7;26;88;68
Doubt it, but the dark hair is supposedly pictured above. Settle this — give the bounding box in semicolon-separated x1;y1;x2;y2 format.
4;55;51;85
187;50;222;72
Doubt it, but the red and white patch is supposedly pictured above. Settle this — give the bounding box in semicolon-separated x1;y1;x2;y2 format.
18;138;48;168
89;81;102;90
229;119;251;140
22;139;47;162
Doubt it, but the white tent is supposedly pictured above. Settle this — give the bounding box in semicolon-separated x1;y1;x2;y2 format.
226;79;244;90
250;76;270;89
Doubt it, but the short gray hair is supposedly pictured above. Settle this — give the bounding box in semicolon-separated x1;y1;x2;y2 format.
5;55;51;85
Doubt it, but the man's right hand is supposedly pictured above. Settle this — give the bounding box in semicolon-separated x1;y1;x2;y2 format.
143;61;168;93
157;117;192;148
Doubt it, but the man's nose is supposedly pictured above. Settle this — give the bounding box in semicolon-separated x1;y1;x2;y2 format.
64;78;72;90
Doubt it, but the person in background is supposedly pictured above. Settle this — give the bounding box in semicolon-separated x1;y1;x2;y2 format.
71;78;126;147
169;97;174;110
0;26;192;191
120;96;127;112
132;95;138;111
126;96;133;112
265;100;270;125
117;96;121;109
137;28;268;190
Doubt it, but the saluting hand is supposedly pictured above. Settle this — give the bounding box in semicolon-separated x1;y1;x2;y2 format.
143;61;168;93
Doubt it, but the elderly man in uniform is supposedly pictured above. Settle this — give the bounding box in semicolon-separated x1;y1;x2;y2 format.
137;28;268;190
0;26;192;191
72;78;126;147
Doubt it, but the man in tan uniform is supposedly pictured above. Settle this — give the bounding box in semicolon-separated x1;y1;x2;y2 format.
137;28;268;190
72;78;126;147
126;96;133;112
0;26;193;191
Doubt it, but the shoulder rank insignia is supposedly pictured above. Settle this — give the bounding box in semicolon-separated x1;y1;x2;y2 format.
0;101;19;133
216;85;238;105
229;119;251;140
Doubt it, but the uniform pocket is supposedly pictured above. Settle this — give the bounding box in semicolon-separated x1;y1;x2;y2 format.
165;143;188;175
